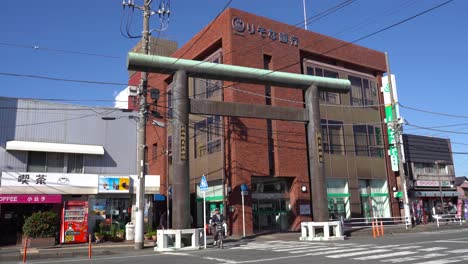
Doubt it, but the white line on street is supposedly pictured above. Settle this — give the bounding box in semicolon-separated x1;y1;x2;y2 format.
447;248;468;253
418;247;448;251
353;250;416;260
381;253;448;263
305;247;375;256
326;249;390;258
202;256;238;263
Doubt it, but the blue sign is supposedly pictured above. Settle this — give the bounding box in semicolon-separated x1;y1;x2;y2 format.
200;175;209;192
240;184;248;192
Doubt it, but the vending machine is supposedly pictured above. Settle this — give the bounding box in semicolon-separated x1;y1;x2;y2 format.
60;201;89;243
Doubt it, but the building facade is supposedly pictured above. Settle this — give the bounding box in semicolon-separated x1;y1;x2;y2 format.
0;98;159;245
143;8;396;236
403;134;459;223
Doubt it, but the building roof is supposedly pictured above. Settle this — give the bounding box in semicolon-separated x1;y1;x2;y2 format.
455;176;468;187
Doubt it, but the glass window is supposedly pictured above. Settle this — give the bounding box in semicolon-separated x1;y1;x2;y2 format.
307;66;340;104
27;152;46;172
349;75;377;107
321;119;345;155
46;152;64;172
194;116;221;158
353;125;383;157
67;153;83;173
193;52;222;99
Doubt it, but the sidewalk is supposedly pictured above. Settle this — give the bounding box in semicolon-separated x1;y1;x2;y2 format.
1;223;466;262
0;240;155;262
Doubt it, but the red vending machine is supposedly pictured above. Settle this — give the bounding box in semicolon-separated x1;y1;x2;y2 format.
60;201;89;243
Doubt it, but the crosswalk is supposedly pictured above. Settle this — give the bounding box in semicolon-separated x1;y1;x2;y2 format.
232;239;468;263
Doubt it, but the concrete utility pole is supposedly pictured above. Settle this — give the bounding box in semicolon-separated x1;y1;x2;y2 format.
385;52;411;226
135;0;151;250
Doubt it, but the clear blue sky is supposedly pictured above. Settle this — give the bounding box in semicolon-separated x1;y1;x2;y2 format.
1;0;467;176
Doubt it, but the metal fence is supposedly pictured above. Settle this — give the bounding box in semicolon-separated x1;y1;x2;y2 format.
341;216;411;231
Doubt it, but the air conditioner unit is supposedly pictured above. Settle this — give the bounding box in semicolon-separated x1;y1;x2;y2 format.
128;85;138;96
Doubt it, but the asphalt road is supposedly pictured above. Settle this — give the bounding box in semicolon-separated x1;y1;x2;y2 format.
9;229;468;264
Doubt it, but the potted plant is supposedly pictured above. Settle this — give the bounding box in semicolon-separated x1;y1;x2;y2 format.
116;229;125;239
22;211;58;247
94;232;104;243
151;231;157;241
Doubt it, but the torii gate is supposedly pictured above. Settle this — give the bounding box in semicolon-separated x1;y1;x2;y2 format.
127;52;350;230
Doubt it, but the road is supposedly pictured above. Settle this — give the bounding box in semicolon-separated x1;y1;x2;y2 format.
9;229;468;264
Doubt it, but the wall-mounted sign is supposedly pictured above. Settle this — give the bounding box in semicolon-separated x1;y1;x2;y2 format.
98;176;130;193
180;125;187;161
415;180;451;187
232;17;299;47
316;132;324;163
1;172;97;189
0;194;62;204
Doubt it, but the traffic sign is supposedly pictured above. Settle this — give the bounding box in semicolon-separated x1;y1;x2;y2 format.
200;175;209;192
240;184;248;192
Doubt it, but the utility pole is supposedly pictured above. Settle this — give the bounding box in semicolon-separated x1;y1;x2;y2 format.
122;0;151;250
302;0;308;30
385;52;411;227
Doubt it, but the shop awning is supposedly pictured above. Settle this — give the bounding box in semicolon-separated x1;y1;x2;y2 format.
412;191;461;197
6;140;104;155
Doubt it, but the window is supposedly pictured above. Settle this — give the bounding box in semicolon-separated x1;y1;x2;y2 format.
349;75;377;106
193;52;223;99
194;116;221;158
327;179;350;219
306;66;340;104
67;153;83;173
353;125;383;157
414;163;448;175
27;152;83;173
321;119;345;155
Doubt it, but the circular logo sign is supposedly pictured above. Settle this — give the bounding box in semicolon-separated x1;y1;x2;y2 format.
232;17;245;32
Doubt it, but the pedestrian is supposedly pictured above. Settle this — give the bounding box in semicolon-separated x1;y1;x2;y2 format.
210;208;224;245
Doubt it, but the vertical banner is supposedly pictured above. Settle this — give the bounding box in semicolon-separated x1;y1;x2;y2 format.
381;74;404;171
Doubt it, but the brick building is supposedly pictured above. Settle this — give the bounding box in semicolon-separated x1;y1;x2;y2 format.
135;8;398;236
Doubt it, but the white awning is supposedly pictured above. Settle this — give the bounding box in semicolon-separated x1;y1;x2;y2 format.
6;141;104;155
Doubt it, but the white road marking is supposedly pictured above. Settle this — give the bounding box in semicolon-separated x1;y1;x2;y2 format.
305;247;377;256
353;250;416;260
326;248;390;258
273;245;328;252
381;253;448;263
418;247;447;251
202;256;238;263
412;259;465;264
448;248;468;253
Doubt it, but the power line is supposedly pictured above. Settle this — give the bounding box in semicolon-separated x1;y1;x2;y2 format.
0;42;120;59
173;0;233;62
405;123;468;135
0;72;127;86
158;1;455;109
399;102;468;119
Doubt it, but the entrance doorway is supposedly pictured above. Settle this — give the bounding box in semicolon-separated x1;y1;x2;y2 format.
253;198;290;232
251;176;292;233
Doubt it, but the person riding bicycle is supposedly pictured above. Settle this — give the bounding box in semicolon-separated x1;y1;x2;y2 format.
210;208;224;245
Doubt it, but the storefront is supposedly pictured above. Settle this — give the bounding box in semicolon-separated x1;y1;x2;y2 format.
0;172;160;244
327;179;350;220
359;180;391;218
0;194;62;245
195;179;224;228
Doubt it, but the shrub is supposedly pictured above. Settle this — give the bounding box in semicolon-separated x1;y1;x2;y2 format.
23;211;58;238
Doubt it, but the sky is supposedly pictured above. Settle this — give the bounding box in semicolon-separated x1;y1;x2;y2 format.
1;0;467;176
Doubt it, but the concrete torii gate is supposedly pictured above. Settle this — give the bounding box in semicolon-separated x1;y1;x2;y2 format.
127;52;350;231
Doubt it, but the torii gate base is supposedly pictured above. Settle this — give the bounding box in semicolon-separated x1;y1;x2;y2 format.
155;228;204;251
300;221;345;241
